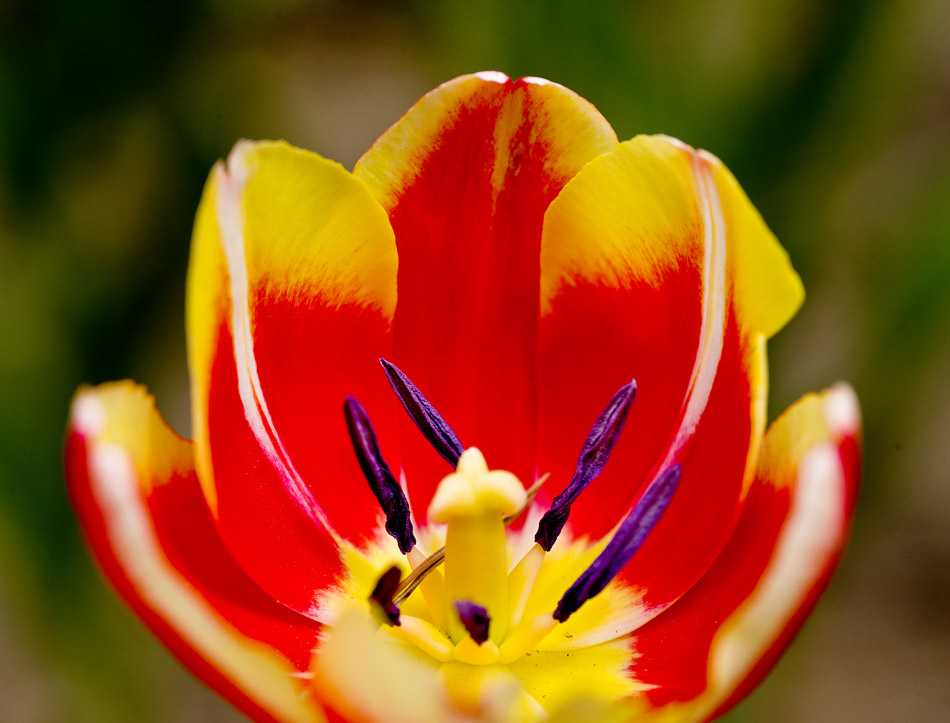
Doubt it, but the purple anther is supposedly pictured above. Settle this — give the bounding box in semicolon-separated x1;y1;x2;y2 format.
380;358;464;467
454;600;490;645
370;565;403;626
553;464;681;622
344;396;416;553
535;380;637;551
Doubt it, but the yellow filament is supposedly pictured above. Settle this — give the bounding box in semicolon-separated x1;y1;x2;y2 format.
407;547;448;632
453;636;500;665
507;542;546;628
498;613;558;665
390;615;454;662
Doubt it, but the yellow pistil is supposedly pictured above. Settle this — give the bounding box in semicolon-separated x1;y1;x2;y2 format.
428;447;526;645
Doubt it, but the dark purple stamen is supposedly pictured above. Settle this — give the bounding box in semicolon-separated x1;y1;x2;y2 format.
344;396;416;553
535;380;637;551
553;464;681;622
370;565;403;626
454;600;490;645
380;358;464;467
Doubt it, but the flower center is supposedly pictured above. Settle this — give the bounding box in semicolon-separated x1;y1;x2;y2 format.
362;444;554;663
328;359;680;717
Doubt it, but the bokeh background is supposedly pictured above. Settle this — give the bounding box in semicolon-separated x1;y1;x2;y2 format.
1;0;948;721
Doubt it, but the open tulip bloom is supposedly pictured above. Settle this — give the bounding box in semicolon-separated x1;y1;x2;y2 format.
65;72;861;723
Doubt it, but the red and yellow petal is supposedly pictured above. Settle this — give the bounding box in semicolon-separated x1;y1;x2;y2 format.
628;383;861;720
537;136;803;633
187;140;401;616
65;382;327;723
354;72;618;517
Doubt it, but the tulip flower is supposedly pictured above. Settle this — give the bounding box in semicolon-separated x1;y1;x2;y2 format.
65;72;861;723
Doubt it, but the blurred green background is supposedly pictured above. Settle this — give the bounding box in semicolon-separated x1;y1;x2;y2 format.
1;0;948;720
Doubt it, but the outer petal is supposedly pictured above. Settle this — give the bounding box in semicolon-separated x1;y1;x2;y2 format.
65;382;327;723
629;383;861;720
187;140;400;616
354;72;618;517
537;136;804;633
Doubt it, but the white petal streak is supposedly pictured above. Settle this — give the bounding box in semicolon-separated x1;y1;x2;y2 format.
579;150;730;641
709;442;845;694
663;154;727;465
86;435;322;723
216;145;336;539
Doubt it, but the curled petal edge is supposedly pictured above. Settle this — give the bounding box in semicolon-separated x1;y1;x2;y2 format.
703;383;861;720
65;382;327;723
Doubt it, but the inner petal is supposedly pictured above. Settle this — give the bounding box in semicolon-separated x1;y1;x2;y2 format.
538;136;706;545
354;73;618;521
537;136;803;633
187;141;400;617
